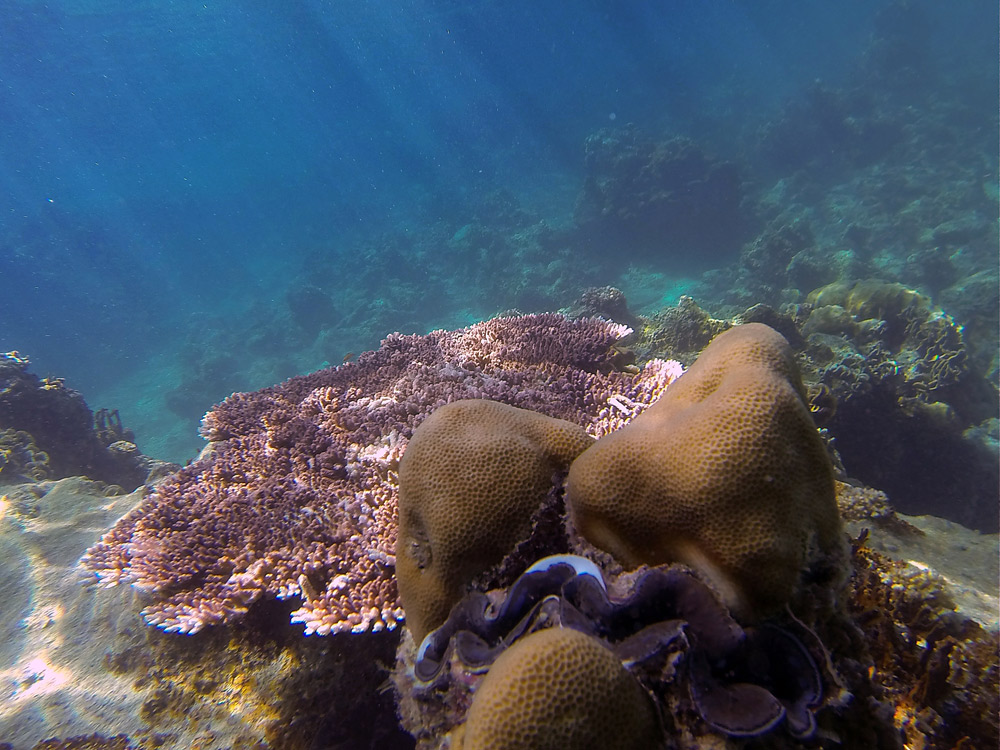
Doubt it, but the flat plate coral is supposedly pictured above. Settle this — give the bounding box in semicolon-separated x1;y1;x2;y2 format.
80;314;682;636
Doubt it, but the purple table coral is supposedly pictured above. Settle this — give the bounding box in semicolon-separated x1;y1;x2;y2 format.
81;314;682;636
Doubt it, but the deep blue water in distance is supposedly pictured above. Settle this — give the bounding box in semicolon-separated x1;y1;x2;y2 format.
1;1;997;463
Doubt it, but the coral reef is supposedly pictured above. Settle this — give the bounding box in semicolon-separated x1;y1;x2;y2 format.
81;314;683;637
392;455;995;750
566;285;644;331
6;469;990;750
806;279;975;407
392;323;851;748
847;545;999;749
389;320;996;749
0;352;173;490
696;0;997;352
567;323;844;617
0;427;51;482
396;400;594;641
629;287;999;531
573;128;748;268
92;408;135;447
837;480;999;631
0;474;413;749
800;280;999;529
400;555;826;747
634;295;732;366
9;314;985;749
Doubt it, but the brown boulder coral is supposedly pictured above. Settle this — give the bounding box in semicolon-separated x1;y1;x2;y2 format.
448;626;661;750
566;322;844;617
396;399;594;641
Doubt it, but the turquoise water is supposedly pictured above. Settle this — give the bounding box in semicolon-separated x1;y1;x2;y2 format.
1;1;996;465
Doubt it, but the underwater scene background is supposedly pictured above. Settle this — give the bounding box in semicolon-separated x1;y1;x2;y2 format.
0;1;998;749
2;0;994;466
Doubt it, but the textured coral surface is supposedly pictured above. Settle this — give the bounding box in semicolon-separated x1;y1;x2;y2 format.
81;314;681;636
450;626;661;750
567;322;843;617
396;400;594;641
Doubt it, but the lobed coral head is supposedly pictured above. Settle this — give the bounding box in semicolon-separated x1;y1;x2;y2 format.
451;626;661;750
402;555;825;746
396;399;594;641
566;322;844;617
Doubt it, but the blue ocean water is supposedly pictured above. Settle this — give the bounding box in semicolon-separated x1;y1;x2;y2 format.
1;0;996;464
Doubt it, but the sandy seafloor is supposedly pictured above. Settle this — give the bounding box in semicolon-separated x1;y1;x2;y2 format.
0;473;995;749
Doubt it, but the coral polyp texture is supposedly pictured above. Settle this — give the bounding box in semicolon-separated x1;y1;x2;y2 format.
396;400;594;641
81;314;682;636
566;322;844;617
450;626;661;750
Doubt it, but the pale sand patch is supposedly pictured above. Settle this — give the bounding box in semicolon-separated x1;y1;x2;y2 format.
0;477;258;749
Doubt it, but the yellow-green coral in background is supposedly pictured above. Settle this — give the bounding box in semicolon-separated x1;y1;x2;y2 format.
0;428;51;482
807;278;967;397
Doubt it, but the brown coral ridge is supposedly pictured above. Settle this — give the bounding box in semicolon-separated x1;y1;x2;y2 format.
397;400;594;642
566;322;844;618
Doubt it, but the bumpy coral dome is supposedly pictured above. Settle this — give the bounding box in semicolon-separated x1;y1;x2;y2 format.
566;322;842;617
397;399;594;641
451;626;660;750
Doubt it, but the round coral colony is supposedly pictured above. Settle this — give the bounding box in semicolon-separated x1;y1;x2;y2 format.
449;626;661;750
